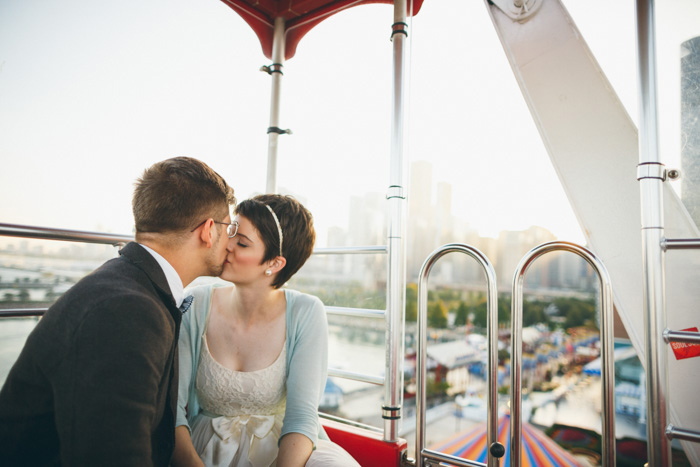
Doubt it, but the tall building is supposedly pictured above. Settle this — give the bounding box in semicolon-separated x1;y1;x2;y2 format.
681;36;700;227
495;226;556;290
407;161;436;279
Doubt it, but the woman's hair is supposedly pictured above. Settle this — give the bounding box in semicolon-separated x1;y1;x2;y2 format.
235;194;315;288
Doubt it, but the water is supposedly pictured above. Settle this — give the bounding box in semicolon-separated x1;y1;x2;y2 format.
0;318;39;385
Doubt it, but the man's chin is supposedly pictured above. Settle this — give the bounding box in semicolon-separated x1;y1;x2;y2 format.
205;261;225;278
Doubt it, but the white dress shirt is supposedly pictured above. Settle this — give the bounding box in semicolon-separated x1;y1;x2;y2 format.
138;243;185;307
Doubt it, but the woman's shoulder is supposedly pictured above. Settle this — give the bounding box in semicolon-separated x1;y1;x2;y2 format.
284;288;324;311
186;280;232;299
183;281;233;325
284;289;327;345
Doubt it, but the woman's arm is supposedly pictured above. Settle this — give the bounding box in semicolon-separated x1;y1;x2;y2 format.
173;288;205;466
277;432;313;467
171;426;204;467
282;295;329;445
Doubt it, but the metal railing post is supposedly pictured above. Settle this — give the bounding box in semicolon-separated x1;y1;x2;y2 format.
510;241;615;466
416;243;500;467
265;16;286;194
634;1;671;465
383;0;410;442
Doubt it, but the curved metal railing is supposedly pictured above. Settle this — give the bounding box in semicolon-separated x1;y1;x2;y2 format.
510;241;615;466
415;243;501;467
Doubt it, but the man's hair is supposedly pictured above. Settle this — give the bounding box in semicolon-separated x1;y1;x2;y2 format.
236;194;315;288
133;157;235;238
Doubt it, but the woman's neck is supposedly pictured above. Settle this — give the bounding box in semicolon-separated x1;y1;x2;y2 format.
226;283;284;323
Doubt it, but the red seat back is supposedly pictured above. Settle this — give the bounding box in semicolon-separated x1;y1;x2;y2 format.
322;418;407;467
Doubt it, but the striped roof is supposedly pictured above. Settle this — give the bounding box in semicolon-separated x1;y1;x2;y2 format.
430;414;583;466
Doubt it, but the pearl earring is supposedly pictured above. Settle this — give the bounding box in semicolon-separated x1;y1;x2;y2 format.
265;269;272;276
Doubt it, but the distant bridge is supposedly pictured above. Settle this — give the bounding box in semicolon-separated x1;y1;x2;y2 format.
0;282;57;290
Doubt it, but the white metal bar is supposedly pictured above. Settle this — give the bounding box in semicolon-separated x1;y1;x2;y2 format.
0;309;46;318
383;0;409;443
312;246;388;255
662;238;700;250
635;1;671;465
325;306;385;319
421;448;486;467
318;412;383;433
663;329;700;345
327;368;384;386
0;222;132;246
667;425;700;444
265;16;285;194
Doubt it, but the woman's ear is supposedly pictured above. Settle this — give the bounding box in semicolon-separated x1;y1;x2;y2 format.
269;256;287;274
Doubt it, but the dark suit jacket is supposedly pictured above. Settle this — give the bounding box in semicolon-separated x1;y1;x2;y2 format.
0;242;182;466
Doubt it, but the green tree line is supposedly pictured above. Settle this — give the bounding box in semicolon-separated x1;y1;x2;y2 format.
405;283;598;330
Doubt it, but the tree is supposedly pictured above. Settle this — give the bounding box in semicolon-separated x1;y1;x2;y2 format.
498;295;511;325
427;300;448;328
554;297;597;329
18;289;30;303
405;283;417;322
523;300;549;327
471;299;488;328
453;301;469;326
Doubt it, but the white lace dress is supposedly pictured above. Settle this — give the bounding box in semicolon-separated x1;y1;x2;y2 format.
190;335;287;467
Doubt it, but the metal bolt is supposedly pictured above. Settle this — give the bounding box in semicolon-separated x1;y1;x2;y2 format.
667;169;681;180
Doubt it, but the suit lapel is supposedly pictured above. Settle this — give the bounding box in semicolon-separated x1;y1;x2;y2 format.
119;242;182;459
119;242;177;309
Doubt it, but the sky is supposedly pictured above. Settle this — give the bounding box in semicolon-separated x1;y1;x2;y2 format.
0;0;698;247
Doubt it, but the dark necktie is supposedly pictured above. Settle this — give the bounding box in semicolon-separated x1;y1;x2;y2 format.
179;295;194;314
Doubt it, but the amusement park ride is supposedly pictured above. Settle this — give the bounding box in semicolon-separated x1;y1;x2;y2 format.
1;0;700;466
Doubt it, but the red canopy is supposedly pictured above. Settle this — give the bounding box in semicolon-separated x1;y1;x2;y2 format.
220;0;424;60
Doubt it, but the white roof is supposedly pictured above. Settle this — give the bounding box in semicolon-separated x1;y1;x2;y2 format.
426;341;481;369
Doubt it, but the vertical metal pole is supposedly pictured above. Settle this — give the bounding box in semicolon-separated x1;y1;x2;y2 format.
266;17;285;194
383;0;409;442
510;258;526;467
635;1;671;465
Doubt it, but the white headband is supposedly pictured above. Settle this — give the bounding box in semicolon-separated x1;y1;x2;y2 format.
265;204;283;256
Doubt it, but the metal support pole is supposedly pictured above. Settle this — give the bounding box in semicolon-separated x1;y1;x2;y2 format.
511;242;615;466
266;17;285;194
416;244;499;467
383;0;409;442
635;1;671;465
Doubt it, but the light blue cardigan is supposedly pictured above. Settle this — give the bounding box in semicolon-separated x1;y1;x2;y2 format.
176;284;329;446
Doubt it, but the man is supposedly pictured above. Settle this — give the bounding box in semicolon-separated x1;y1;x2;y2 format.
0;157;236;466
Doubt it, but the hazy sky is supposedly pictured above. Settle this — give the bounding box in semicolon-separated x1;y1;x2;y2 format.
1;0;698;246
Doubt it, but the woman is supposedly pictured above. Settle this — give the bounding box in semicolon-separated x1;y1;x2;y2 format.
172;194;359;467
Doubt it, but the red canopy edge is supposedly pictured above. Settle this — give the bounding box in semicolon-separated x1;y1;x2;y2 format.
220;0;424;60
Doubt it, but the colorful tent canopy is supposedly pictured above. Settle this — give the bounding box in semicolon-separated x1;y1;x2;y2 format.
582;345;637;375
430;414;583;467
220;0;425;59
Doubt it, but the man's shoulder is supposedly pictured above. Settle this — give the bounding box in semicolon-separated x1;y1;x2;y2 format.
47;253;169;324
67;256;155;299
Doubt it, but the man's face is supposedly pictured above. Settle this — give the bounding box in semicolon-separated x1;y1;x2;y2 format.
204;213;232;277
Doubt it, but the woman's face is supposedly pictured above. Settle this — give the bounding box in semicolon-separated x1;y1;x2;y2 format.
220;214;269;284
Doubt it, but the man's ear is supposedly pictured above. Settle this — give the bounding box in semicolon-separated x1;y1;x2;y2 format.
269;256;287;274
198;218;214;248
